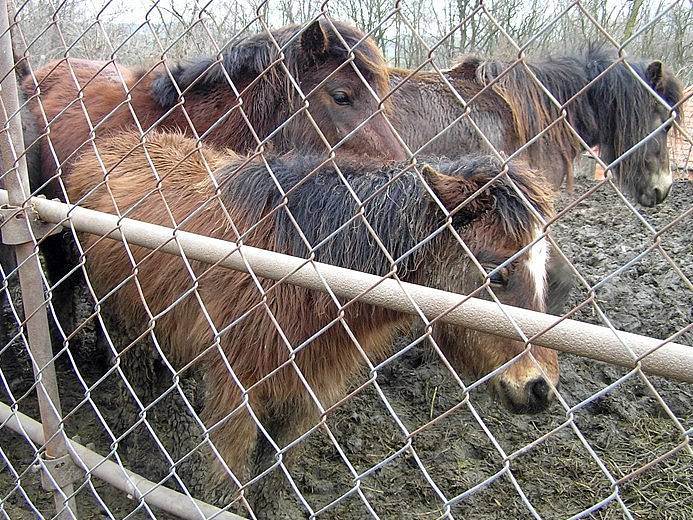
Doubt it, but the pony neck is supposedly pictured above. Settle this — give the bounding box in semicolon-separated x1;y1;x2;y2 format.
141;67;281;153
577;51;618;147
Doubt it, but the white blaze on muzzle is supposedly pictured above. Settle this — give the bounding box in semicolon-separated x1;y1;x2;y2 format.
526;225;548;305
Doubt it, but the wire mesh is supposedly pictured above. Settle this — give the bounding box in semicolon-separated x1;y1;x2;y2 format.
1;0;691;519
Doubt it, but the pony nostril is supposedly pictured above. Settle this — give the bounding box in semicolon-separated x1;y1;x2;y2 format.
528;378;550;406
654;187;663;203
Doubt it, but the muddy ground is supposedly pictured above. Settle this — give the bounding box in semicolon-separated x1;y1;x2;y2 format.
1;175;691;519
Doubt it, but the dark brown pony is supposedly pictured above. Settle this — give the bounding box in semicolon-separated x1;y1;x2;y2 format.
65;131;557;504
22;19;406;199
390;45;684;207
19;19;407;333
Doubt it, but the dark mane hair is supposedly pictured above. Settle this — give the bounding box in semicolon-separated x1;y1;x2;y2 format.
455;43;684;187
580;44;684;108
151;19;388;109
455;50;589;167
216;154;552;278
430;156;553;242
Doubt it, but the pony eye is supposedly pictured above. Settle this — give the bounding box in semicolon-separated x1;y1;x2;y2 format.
332;91;352;106
485;265;509;287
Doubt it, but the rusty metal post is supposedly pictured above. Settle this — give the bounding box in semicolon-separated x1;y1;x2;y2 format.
0;2;79;518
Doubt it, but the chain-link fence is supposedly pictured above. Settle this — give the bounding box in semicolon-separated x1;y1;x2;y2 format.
1;0;691;519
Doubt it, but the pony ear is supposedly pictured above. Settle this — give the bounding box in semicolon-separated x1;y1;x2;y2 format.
448;56;483;80
646;61;664;88
420;164;492;228
300;20;328;58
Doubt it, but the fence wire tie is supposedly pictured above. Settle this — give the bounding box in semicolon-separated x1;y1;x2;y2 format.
0;196;63;245
33;452;84;492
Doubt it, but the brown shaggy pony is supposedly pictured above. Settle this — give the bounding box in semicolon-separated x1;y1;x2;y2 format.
390;45;684;207
21;19;406;200
20;19;407;335
65;131;558;498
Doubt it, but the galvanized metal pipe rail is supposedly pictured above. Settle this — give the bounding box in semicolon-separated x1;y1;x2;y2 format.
0;2;79;517
0;401;247;520
1;189;690;383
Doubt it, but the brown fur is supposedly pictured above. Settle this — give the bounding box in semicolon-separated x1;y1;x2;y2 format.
21;21;405;200
65;131;558;487
389;65;574;190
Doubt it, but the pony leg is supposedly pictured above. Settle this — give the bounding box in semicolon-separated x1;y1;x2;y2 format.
565;157;575;193
249;395;319;518
546;250;575;315
206;386;315;516
203;371;260;492
254;397;319;473
203;406;260;514
42;233;84;343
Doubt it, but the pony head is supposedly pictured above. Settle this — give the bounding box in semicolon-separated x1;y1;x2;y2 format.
151;20;407;161
587;55;684;207
423;157;559;413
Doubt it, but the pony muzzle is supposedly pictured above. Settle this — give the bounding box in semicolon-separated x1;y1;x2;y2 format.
491;370;558;414
636;166;673;207
363;112;408;161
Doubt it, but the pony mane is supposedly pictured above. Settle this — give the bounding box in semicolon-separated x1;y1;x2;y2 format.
216;156;441;278
215;154;552;279
455;51;591;168
581;44;684;117
151;20;388;109
455;44;684;167
433;156;554;242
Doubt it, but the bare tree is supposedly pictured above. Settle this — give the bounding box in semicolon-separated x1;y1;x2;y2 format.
9;0;692;82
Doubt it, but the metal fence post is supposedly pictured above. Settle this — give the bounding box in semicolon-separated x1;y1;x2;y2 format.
0;2;79;518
